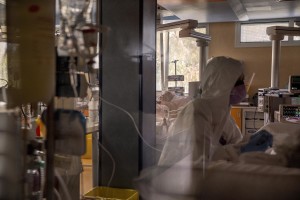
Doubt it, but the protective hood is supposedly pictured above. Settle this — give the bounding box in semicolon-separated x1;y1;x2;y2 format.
137;57;245;199
158;56;244;167
201;56;244;101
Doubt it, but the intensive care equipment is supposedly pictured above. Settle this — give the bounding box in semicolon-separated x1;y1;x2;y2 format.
257;26;300;124
288;75;300;93
278;104;300;123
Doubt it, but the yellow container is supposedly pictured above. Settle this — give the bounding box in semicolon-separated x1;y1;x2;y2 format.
83;186;139;200
82;134;92;159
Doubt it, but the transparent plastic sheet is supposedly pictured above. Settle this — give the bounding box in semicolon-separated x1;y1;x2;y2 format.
0;111;23;200
92;57;253;199
75;57;221;199
52;93;300;200
133;57;300;200
3;1;300;199
41;108;86;155
54;154;82;200
86;87;195;190
7;1;298;198
133;57;245;199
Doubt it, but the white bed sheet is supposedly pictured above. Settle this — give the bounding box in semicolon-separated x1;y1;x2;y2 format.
136;155;300;200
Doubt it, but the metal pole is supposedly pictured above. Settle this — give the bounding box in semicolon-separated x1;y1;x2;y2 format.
160;32;165;91
174;60;177;87
270;35;283;89
197;40;209;82
94;0;101;187
164;32;170;91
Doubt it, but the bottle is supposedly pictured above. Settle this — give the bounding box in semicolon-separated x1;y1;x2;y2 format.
88;97;99;126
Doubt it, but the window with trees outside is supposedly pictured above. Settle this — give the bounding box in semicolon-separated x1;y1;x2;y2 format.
235;19;300;47
0;42;7;87
156;26;207;94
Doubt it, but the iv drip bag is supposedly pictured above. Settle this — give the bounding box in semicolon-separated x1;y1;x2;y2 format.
6;0;55;107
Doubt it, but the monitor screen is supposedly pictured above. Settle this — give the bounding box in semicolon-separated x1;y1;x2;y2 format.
289;76;300;93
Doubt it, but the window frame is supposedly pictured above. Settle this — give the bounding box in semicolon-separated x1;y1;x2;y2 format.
196;23;210;35
235;19;300;48
155;23;209;93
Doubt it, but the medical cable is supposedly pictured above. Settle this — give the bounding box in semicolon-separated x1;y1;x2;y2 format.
87;90;196;188
97;141;116;187
54;168;72;200
99;96;162;152
54;188;62;200
89;87;191;185
95;126;188;188
97;93;191;151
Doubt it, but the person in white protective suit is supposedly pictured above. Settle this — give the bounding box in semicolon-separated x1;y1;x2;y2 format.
158;56;246;166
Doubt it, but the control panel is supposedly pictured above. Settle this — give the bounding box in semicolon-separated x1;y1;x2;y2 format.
279;104;300;123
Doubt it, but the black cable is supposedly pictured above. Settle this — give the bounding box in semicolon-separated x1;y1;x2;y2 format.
253;106;257;130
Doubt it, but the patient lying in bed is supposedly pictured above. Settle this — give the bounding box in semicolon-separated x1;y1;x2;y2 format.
136;122;300;200
156;91;192;136
156;91;192;113
212;122;300;168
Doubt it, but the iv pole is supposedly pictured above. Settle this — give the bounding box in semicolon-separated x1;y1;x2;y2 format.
171;60;179;87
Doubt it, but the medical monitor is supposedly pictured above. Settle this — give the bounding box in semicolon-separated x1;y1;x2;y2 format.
288;75;300;94
279;104;300;123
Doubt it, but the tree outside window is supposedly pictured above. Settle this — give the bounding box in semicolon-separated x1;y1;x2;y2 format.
156;27;207;94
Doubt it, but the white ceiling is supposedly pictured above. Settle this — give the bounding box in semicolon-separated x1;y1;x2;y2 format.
1;0;300;25
158;0;300;23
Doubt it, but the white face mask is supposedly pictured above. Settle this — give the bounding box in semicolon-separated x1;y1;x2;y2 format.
230;84;246;105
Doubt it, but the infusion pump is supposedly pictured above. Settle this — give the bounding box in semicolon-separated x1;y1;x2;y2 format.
278;104;300;123
258;88;300;124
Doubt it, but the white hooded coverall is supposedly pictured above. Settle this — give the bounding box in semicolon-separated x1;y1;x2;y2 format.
158;56;244;167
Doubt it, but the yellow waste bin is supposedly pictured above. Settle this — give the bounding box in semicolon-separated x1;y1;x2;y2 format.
82;134;92;159
83;186;139;200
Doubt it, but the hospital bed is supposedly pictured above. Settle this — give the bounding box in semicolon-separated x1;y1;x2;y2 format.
156;92;191;151
156;91;191;135
136;122;300;200
137;159;300;200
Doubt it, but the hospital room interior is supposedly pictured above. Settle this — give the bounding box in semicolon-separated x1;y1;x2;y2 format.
0;0;300;199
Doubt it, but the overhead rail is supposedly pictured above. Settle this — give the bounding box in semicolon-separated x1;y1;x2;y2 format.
157;19;198;31
266;26;300;88
157;19;211;85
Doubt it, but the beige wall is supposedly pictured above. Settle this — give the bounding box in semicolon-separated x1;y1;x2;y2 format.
208;22;300;98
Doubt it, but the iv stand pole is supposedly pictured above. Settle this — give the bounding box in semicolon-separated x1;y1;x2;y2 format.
172;60;179;87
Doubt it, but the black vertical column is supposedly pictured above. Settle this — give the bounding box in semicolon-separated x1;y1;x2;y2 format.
99;0;156;188
140;0;157;169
